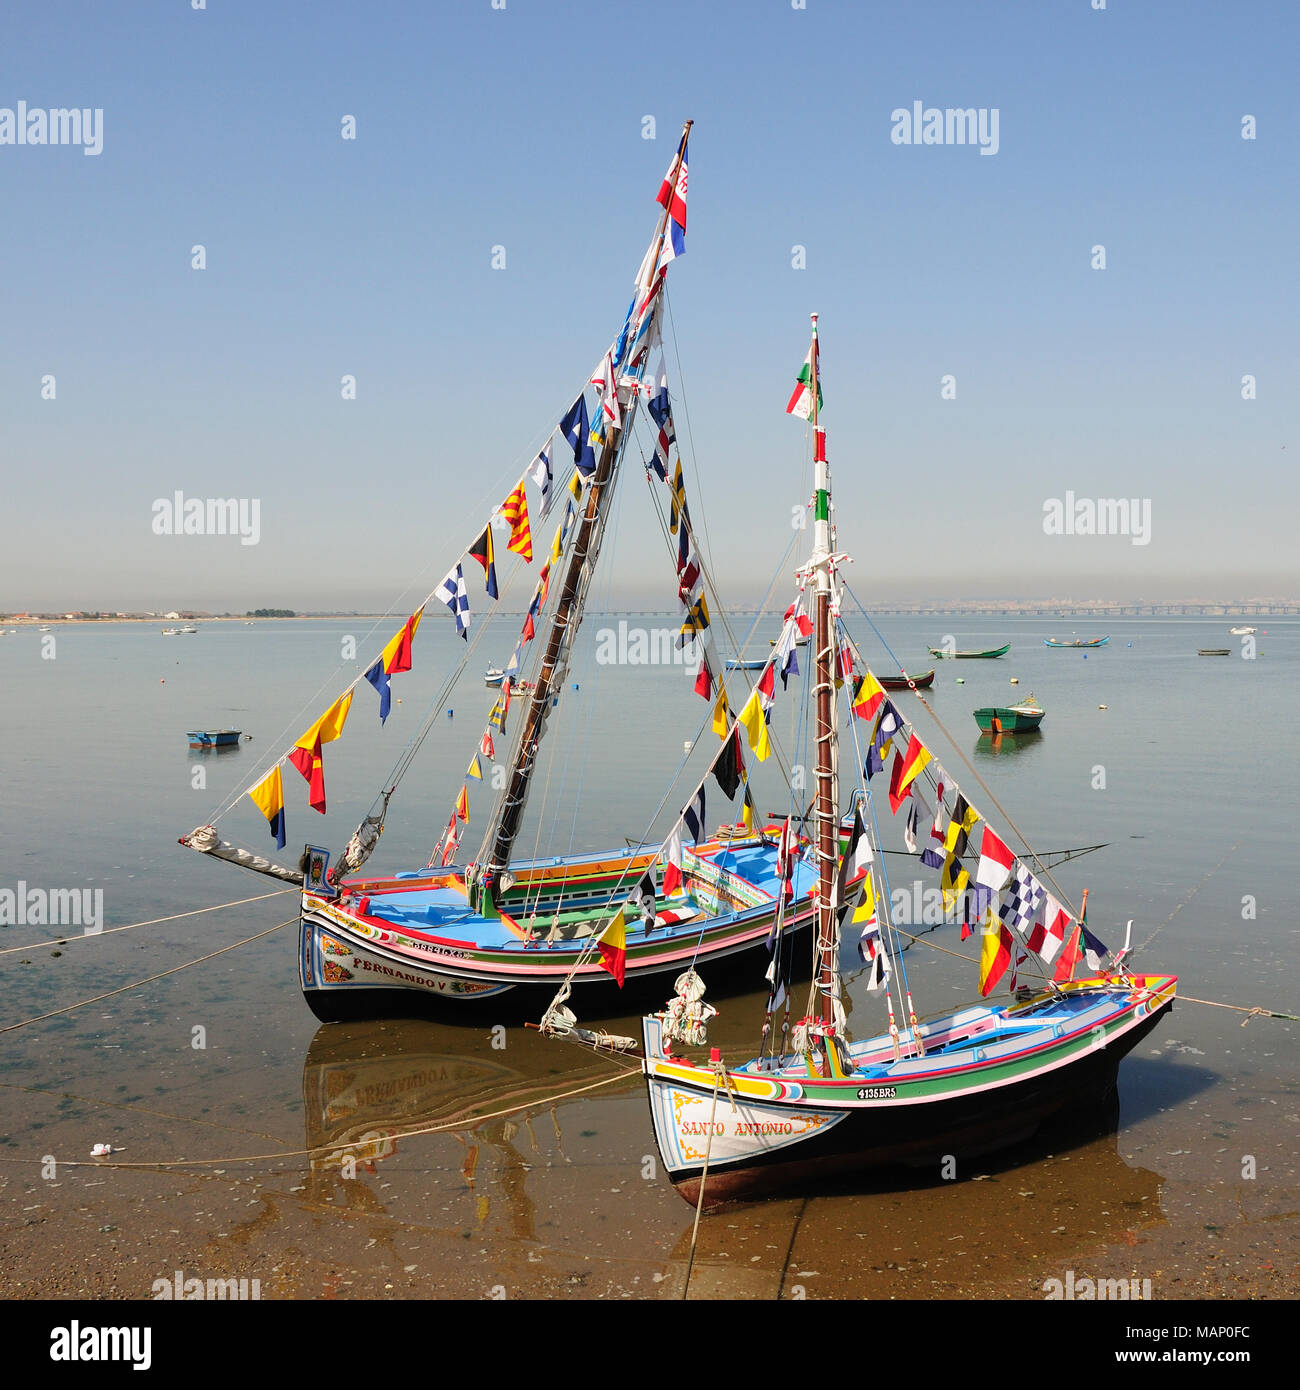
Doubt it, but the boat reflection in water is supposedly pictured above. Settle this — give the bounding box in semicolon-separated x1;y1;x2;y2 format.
973;729;1044;760
300;1018;626;1223
657;1095;1166;1299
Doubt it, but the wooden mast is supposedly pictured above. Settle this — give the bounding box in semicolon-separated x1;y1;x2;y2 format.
808;315;839;1040
477;122;693;890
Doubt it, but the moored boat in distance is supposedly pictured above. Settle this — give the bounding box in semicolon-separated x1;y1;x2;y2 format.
1198;648;1231;656
187;729;242;750
974;695;1045;734
928;643;1010;659
1229;626;1256;635
880;668;934;691
1044;636;1108;648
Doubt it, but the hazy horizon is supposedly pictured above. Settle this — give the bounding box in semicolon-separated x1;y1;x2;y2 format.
2;1;1296;618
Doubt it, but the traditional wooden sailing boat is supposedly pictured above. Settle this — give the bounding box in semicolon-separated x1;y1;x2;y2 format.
1044;636;1108;648
178;124;820;1020
625;320;1176;1206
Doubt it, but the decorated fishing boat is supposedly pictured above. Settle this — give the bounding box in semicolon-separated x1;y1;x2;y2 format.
928;643;1010;659
590;318;1177;1207
973;696;1044;734
880;668;934;691
1044;636;1108;648
178;124;823;1020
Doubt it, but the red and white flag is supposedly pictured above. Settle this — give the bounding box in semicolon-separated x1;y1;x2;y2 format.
974;825;1015;895
1028;896;1070;965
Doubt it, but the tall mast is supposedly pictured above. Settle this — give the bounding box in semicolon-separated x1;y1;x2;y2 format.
807;314;839;1033
476;123;693;886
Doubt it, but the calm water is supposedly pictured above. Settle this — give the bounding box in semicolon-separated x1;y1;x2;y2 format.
0;614;1294;1299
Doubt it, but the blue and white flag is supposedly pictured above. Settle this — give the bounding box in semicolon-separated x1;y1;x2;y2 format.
527;440;554;518
435;564;470;640
560;394;596;477
681;786;706;846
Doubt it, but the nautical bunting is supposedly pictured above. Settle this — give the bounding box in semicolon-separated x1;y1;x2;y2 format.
469;526;499;599
713;722;744;799
737;688;771;762
836;805;873;910
979;920;1015;996
480;731;495;760
466;754;483;782
681;787;706;846
596;908;627;987
775;818;798;906
288;691;354;815
940;795;980;911
662;824;684;896
630;871;656;925
999;863;1046;937
435;565;470;639
499;483;533;563
439;813;459;867
655;135;687;261
560;394;596;477
852;672;886;723
364;605;425;723
1027;896;1070;965
455;785;470;824
647;364;675;481
527;441;554;517
854;879;889;991
248;763;286;850
890;735;931;813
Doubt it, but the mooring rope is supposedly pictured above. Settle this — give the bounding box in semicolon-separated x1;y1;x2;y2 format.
0;919;297;1034
0;1064;642;1170
0;888;296;958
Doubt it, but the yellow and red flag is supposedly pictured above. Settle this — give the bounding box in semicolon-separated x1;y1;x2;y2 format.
979;919;1014;996
596;908;627;987
499;483;533;563
288;691;354;813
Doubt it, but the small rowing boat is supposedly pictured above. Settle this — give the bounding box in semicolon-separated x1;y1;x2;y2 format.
928;643;1010;660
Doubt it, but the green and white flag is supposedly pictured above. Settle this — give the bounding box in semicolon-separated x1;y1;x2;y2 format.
785;339;822;418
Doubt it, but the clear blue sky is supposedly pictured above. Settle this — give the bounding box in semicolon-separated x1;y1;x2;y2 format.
1;0;1296;614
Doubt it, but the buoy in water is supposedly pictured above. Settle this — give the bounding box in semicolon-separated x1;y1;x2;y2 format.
1099;704;1108;710
956;678;965;684
684;740;693;753
1010;677;1019;685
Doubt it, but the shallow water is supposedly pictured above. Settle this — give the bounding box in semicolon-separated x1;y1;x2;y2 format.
0;614;1294;1300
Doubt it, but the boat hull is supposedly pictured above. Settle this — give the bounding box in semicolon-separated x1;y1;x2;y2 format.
973;707;1044;733
187;729;241;749
1044;637;1108;648
299;839;817;1018
880;669;934;690
644;976;1175;1206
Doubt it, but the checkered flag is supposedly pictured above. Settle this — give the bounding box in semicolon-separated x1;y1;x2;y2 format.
999;864;1045;937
